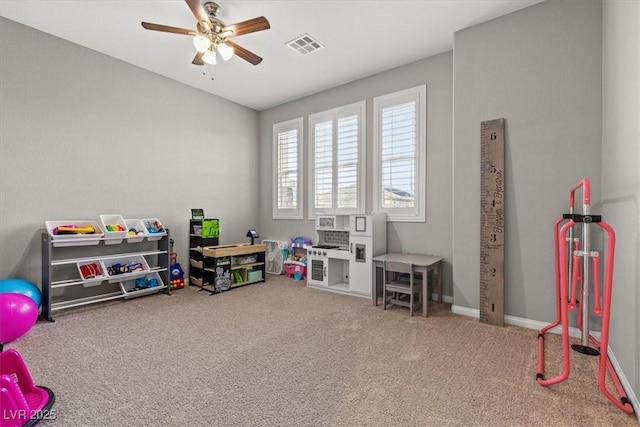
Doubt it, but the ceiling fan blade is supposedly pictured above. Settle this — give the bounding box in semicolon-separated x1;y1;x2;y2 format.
141;22;197;36
185;0;211;31
192;51;205;66
226;40;263;65
221;16;270;37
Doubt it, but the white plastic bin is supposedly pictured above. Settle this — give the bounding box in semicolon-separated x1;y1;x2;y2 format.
119;272;164;299
124;219;148;243
76;260;107;287
104;255;150;283
99;214;128;245
142;218;166;241
45;220;104;247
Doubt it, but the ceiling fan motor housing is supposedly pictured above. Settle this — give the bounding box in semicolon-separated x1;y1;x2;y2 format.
204;2;221;19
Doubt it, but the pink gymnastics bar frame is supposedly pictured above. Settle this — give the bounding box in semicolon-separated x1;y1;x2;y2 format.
536;177;634;415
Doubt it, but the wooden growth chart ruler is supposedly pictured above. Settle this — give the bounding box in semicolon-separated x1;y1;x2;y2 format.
480;118;505;326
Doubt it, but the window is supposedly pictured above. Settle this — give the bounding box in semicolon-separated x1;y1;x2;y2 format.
373;86;426;222
308;101;365;217
273;117;303;219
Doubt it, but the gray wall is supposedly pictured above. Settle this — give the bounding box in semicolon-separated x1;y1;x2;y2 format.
0;17;260;282
258;52;454;298
602;0;640;408
452;0;602;322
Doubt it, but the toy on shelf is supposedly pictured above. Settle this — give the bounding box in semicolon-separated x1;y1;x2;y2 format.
124;219;147;242
79;262;103;280
127;228;144;237
107;261;144;276
54;225;96;235
145;220;165;234
232;270;243;284
134;276;159;290
46;220;105;246
284;237;311;281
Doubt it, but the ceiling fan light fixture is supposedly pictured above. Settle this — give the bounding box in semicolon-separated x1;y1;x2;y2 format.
218;43;234;61
202;49;217;65
193;35;211;53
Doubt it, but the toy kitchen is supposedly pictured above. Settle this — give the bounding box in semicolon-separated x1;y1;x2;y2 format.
306;213;386;297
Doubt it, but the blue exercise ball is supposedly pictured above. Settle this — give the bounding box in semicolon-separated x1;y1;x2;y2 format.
0;278;42;308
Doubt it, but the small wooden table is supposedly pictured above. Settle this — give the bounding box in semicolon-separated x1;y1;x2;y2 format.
372;253;444;317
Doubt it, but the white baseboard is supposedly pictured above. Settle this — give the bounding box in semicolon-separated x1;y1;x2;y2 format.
433;293;454;304
450;305;592;338
450;304;639;419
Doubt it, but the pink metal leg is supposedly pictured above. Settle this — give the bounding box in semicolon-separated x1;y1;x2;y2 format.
537;220;574;386
593;221;634;414
536;217;565;378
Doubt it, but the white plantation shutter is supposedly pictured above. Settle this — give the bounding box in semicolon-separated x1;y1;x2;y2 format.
273;118;303;219
337;115;358;209
277;129;298;208
373;86;426;222
309;102;365;216
381;101;416;208
314;121;333;210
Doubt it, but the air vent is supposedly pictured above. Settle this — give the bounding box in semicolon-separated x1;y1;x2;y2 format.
285;33;324;55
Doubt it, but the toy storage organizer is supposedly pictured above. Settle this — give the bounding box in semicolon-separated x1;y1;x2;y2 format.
42;217;170;321
199;243;266;294
188;219;220;288
536;178;634;415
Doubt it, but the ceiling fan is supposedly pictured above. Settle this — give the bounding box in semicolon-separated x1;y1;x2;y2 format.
141;0;270;66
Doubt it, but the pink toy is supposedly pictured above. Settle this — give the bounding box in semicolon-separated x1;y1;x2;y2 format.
0;346;56;426
0;293;38;344
536;178;634;415
284;237;310;281
284;261;306;281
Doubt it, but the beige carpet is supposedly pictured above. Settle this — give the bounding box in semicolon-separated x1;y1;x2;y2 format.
5;275;638;426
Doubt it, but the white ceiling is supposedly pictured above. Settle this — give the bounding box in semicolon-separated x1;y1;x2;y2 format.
0;0;543;111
